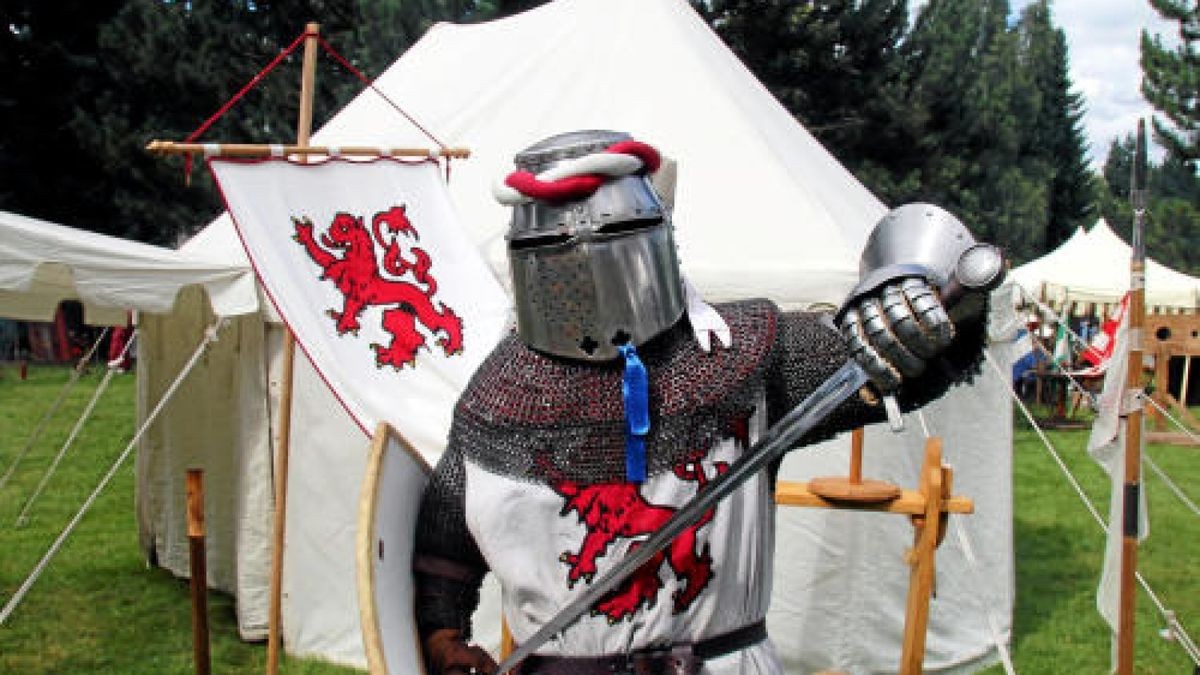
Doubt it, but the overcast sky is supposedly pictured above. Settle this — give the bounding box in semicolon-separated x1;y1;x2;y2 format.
1048;0;1178;169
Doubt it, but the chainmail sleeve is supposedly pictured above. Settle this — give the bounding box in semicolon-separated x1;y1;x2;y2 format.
413;443;489;640
765;310;885;443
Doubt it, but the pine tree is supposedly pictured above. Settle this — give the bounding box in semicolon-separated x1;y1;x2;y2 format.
691;0;909;169
69;0;486;244
1099;134;1200;275
895;0;1052;261
1016;0;1093;250
1098;135;1135;237
0;1;125;230
1141;0;1200;159
1144;151;1200;274
474;0;545;16
52;1;359;243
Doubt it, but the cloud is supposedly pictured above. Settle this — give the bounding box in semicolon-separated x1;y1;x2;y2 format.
1051;0;1178;168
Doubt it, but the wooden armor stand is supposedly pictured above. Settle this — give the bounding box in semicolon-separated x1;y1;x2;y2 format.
775;428;974;675
1146;314;1200;445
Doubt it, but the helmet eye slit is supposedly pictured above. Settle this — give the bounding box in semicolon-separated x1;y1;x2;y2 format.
510;233;573;250
595;218;661;237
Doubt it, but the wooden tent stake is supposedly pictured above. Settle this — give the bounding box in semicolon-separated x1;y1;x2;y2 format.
187;469;211;675
266;21;319;675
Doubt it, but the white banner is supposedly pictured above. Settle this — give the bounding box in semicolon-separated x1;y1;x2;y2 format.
210;157;512;459
1086;299;1148;651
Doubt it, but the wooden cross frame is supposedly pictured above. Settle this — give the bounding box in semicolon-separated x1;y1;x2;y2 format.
775;428;974;674
1145;313;1200;445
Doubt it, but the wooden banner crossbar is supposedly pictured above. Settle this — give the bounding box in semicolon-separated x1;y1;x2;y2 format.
146;140;470;160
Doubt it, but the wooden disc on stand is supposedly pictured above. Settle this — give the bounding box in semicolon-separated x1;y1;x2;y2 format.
806;427;902;503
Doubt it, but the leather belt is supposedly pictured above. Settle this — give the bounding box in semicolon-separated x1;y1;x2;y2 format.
518;619;767;675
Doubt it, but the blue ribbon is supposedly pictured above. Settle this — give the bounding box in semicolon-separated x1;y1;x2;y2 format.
618;343;649;483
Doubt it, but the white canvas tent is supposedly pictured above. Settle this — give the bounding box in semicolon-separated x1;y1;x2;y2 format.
1011;218;1200;314
0;209;256;324
2;0;1016;671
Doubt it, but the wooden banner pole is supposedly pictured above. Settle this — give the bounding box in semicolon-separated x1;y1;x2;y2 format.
266;21;320;675
1116;118;1148;675
187;469;211;675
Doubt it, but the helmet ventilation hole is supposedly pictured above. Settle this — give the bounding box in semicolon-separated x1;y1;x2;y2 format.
579;336;599;355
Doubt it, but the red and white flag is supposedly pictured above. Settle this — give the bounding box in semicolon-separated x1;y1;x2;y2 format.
209;157;512;457
1082;293;1129;369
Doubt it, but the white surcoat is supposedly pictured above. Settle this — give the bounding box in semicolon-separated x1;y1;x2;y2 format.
464;399;783;674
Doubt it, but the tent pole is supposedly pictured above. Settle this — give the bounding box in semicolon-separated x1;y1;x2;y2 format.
1180;356;1192;409
1116;118;1148;675
266;21;319;675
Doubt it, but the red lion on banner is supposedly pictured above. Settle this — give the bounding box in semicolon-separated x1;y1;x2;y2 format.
293;205;464;369
549;453;728;623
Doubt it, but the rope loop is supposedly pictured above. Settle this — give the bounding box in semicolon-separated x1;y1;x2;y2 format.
493;140;661;206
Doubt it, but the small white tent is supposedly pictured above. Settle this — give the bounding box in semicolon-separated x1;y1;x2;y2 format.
3;0;1016;671
0;209;256;323
1011;218;1200;313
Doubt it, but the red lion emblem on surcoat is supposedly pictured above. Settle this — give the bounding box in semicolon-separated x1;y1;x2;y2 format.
293;206;464;369
548;453;730;624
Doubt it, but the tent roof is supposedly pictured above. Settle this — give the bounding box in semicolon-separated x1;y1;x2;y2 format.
1010;218;1200;310
1006;225;1087;294
293;0;885;308
0;210;258;323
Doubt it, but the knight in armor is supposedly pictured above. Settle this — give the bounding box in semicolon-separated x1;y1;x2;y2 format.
413;130;993;675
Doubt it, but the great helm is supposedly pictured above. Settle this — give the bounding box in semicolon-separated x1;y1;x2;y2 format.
502;130;686;361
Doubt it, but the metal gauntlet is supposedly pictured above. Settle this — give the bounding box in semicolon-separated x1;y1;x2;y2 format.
841;277;954;391
837;203;1003;393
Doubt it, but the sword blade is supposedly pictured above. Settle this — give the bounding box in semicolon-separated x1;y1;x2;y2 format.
496;361;871;674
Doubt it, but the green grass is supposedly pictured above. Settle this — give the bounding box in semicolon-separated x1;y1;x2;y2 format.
2;364;1198;673
978;424;1200;674
0;364;357;674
